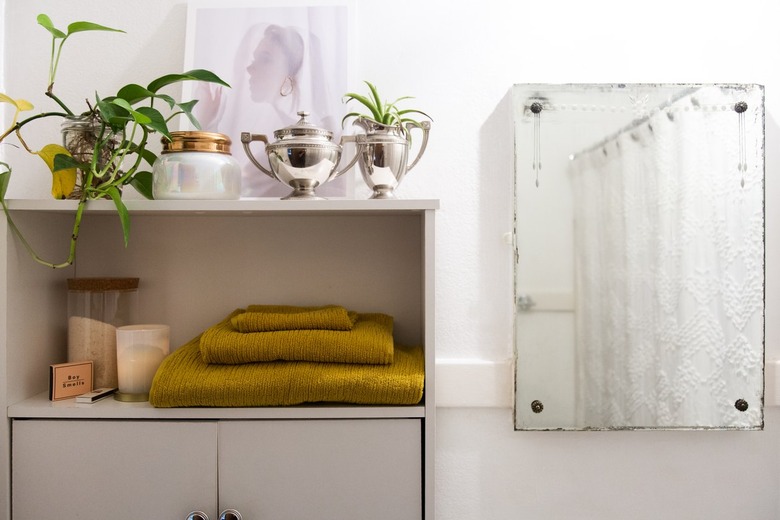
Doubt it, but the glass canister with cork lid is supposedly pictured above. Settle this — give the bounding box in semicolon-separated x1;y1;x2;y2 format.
152;130;241;199
67;278;139;389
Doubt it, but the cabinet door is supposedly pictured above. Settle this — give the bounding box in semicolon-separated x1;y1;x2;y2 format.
12;420;218;520
219;419;422;520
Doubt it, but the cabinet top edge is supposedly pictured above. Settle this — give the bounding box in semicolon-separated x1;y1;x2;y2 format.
4;198;440;214
9;392;428;420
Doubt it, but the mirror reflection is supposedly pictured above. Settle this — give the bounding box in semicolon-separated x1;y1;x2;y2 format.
513;84;764;430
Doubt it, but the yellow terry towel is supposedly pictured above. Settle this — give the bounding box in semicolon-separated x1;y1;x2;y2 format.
201;309;394;365
149;335;425;407
232;304;358;332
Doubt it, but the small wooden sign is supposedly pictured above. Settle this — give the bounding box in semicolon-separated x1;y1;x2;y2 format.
49;361;93;401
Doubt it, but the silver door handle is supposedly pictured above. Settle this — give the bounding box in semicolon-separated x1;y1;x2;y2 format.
186;512;209;520
220;509;243;520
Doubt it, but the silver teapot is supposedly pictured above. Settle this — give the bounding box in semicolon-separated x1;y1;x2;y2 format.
241;112;363;200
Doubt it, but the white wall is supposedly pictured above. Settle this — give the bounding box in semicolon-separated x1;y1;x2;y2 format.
3;0;780;518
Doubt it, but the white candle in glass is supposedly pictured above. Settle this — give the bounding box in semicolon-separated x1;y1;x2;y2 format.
116;324;170;399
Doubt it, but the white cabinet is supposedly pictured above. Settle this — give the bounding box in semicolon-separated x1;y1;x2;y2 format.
12;418;421;520
218;419;421;520
2;199;437;520
12;420;219;519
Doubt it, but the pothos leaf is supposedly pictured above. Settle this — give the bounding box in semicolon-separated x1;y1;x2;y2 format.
105;186;130;246
35;145;77;199
0;93;33;133
52;153;86;172
154;93;177;110
177;100;201;130
36;14;66;39
0;163;11;201
146;69;230;94
136;106;170;138
116;84;154;104
177;99;198;113
0;93;33;112
130;171;154;200
66;21;125;36
110;98;152;124
99;97;129;120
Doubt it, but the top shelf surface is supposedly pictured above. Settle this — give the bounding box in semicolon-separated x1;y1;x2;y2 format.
4;198;439;216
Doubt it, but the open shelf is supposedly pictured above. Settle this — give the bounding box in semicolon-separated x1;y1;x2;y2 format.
2;197;437;520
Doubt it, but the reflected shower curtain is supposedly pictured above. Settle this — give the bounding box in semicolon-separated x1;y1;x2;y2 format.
570;87;763;428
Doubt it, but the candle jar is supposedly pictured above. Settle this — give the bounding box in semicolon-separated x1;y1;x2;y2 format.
67;278;139;389
115;324;170;402
152;131;241;199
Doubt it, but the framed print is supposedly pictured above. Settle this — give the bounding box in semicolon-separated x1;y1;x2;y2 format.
183;0;355;198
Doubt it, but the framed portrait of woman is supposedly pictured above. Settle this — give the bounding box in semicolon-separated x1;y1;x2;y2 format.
183;0;356;198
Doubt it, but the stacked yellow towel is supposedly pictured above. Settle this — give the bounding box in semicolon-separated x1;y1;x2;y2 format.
201;308;394;365
148;305;424;408
148;334;425;407
232;304;358;332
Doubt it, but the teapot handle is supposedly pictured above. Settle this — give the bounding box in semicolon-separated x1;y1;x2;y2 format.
405;121;431;173
334;134;366;179
240;132;275;180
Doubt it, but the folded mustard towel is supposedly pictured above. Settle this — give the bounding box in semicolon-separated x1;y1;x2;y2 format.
149;335;424;407
201;309;394;365
232;304;358;332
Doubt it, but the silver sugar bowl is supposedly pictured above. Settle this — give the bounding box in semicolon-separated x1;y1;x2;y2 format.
241;111;364;200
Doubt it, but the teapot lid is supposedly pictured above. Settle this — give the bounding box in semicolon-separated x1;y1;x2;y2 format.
274;111;333;141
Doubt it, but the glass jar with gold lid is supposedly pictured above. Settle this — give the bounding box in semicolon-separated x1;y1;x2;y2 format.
152;131;241;199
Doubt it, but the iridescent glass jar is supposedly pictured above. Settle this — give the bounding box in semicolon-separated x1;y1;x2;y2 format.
153;131;241;199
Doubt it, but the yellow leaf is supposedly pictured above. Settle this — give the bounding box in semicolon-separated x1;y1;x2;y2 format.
36;144;77;199
14;98;33;111
0;93;33;133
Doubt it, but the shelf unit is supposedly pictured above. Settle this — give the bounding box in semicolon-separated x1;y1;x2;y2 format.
1;198;437;520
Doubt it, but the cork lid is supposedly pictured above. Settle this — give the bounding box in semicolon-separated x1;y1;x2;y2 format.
67;278;139;292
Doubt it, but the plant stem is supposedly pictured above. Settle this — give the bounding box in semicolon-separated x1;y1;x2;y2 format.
90;120;113;181
47;36;57;92
101;122;136;183
48;37;68;94
66;194;89;264
165;111;183;123
0;197;78;268
0;111;69;142
113;125;148;186
45;91;74;115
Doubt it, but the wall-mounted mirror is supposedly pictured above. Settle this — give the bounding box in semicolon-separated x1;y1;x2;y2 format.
513;84;764;430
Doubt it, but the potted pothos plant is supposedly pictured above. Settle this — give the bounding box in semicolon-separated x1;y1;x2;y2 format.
342;81;431;199
0;14;229;268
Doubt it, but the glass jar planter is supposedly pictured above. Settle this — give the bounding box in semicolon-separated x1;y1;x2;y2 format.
61;115;120;199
